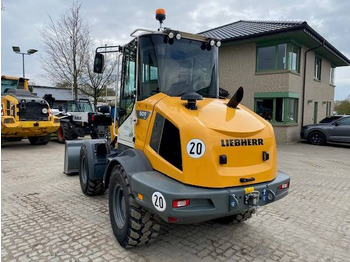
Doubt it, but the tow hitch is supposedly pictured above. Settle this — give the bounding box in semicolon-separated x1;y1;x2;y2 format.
244;191;260;207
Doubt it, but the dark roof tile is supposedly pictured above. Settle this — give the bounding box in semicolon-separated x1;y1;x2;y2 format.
200;20;305;40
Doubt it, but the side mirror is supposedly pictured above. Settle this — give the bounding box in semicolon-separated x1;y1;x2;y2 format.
96;105;110;114
334;122;340;126
94;53;105;73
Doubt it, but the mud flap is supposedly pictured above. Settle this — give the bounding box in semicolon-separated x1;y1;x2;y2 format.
64;140;84;175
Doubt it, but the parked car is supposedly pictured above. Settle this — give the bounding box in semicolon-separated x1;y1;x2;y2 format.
301;116;350;145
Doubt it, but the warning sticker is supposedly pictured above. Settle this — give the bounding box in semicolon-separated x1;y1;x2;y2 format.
152;192;166;212
186;139;206;158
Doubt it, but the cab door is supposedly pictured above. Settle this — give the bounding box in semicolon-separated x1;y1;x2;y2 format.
117;43;137;148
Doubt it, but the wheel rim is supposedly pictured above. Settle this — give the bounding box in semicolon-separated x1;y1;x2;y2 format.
311;133;323;144
81;156;87;185
113;184;126;229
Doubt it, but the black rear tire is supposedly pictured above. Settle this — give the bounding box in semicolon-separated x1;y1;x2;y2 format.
215;209;256;224
308;131;326;145
109;165;160;248
79;144;105;195
28;136;50;145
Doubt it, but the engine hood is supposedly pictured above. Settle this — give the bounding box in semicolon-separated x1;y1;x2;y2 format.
142;95;277;188
157;97;266;135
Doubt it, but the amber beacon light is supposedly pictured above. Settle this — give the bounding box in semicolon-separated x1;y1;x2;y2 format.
156;8;166;21
156;9;166;30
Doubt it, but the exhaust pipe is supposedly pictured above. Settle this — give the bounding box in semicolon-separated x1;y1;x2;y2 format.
227;86;244;108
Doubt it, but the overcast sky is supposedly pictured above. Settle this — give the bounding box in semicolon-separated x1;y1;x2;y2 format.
1;0;349;99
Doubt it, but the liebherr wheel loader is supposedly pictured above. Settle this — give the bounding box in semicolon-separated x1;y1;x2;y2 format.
64;9;290;248
1;75;60;145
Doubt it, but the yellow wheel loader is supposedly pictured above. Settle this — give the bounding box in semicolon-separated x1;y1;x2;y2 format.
64;9;290;248
1;75;60;145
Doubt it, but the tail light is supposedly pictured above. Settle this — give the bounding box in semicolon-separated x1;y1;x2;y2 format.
278;181;290;190
172;199;190;208
91;114;95;122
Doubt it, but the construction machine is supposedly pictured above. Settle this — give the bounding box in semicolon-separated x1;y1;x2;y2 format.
1;75;60;145
51;99;112;143
64;9;290;248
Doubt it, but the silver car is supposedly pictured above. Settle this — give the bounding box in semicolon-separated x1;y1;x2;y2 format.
300;116;350;145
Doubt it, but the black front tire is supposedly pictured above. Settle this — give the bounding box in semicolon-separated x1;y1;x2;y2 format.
61;122;75;140
308;131;326;145
79;144;105;194
109;165;160;248
28;136;50;145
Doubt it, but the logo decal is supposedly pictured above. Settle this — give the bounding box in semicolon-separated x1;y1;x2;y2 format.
136;110;151;120
221;139;264;147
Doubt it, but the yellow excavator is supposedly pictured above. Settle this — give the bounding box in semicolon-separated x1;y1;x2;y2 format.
1;75;60;145
64;9;290;248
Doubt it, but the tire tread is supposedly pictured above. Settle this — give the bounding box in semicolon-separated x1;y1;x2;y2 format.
111;165;160;248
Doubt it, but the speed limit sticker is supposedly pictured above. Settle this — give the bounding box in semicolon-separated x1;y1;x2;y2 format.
186;139;206;158
152;192;166;211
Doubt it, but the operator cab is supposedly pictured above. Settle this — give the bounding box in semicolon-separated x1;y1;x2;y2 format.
94;29;221;120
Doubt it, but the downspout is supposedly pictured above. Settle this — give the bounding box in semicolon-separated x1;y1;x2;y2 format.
301;40;325;128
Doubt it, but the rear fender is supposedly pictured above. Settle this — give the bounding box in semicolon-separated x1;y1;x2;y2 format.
104;149;153;189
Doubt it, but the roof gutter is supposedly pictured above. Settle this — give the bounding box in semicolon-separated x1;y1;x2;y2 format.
301;41;325;128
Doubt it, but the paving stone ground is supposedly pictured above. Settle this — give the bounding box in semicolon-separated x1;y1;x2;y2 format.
1;139;350;262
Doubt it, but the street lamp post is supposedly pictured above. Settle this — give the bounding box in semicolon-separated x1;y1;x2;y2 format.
12;46;38;78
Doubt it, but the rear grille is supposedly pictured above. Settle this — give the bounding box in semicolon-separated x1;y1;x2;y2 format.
18;102;49;121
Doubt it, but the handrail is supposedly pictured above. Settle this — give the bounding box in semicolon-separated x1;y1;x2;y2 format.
113;53;123;138
130;28;155;38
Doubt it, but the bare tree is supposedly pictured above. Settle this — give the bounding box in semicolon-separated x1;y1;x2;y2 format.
41;1;90;100
80;50;118;106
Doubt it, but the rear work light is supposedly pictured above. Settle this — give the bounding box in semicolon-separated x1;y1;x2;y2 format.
172;199;190;208
278;181;290;190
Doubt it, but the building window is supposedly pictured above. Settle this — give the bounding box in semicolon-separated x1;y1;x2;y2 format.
254;92;299;124
256;43;300;72
326;101;332;116
314;56;322;80
289;44;300;72
330;67;335;85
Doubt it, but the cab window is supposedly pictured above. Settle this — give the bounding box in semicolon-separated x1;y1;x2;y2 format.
119;42;136;124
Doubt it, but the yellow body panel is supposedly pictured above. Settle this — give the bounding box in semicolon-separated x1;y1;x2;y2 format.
135;93;167;150
135;94;277;188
